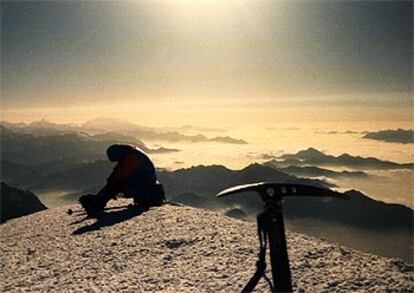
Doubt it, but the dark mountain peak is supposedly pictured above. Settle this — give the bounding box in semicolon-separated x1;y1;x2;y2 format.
210;136;248;144
242;163;262;170
263;163;371;180
240;163;284;175
304;147;322;153
239;163;291;179
363;129;414;144
176;164;233;174
276;148;413;170
295;147;326;159
344;189;366;197
342;189;407;208
338;153;352;159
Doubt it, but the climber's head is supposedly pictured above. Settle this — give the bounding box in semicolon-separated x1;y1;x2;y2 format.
106;144;134;162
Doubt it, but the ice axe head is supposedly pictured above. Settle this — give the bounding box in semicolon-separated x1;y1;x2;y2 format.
217;182;347;204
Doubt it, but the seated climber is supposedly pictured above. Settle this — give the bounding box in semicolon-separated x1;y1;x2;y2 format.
80;144;165;217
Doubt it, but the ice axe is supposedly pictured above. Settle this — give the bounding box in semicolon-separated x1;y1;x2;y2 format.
217;182;347;292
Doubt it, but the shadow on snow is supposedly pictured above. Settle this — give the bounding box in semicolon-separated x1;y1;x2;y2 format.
72;205;149;235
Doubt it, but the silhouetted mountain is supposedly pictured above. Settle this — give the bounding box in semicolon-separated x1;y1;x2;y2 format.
274;147;413;170
263;163;370;179
0;120;79;136
158;165;236;195
0;120;96;138
158;163;330;198
157;164;335;216
1;119;247;145
209;136;247;144
1;183;47;223
83;117;247;144
1;128;99;165
283;189;412;230
0;126;177;166
315;130;360;135
363;129;414;144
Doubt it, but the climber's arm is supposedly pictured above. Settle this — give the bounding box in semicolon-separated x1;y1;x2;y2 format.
97;154;139;197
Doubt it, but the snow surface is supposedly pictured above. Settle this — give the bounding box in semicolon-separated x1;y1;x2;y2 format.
1;199;413;292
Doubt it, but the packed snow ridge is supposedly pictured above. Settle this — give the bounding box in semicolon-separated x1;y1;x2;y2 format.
1;199;412;292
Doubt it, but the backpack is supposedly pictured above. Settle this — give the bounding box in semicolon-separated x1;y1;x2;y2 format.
134;181;166;207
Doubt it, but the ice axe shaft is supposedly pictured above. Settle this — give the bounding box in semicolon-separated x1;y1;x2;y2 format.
266;203;291;292
217;182;347;292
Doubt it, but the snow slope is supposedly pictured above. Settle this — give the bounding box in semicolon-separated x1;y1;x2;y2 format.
1;199;412;292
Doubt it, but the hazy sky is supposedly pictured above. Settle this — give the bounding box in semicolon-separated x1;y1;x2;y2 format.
1;0;413;125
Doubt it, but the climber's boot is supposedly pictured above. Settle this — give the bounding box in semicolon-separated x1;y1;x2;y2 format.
79;194;106;217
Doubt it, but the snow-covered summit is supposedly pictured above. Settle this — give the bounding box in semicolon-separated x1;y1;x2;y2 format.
1;199;412;292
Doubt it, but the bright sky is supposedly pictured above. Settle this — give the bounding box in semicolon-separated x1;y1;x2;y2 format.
1;0;413;126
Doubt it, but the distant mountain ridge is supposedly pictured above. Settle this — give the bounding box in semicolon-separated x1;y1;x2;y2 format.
0;118;247;144
263;164;370;179
270;147;413;170
283;189;413;230
158;163;332;198
0;126;177;166
363;129;414;144
84;117;248;144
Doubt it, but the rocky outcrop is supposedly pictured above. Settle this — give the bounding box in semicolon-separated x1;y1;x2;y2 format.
0;183;47;223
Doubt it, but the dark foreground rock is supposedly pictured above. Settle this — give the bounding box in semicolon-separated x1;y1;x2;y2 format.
1;182;47;223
